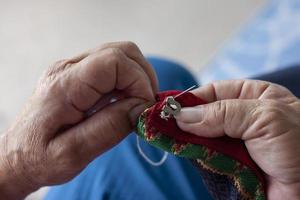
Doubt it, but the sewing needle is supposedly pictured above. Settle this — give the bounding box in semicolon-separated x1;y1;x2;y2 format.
174;85;197;99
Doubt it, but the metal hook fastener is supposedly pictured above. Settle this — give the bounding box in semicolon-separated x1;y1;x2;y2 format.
160;96;182;120
159;85;196;120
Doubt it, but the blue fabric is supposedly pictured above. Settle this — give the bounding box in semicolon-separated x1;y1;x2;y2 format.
253;65;300;98
45;57;212;200
199;0;300;84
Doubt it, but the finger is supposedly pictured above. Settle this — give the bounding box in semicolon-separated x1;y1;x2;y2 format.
175;99;261;139
65;48;155;111
46;50;91;76
80;41;158;95
58;41;158;95
105;42;158;93
191;80;273;102
50;97;146;163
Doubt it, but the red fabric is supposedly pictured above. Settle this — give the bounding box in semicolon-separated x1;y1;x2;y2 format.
145;90;265;185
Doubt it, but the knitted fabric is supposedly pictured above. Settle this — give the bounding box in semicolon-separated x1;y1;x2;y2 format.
136;90;266;200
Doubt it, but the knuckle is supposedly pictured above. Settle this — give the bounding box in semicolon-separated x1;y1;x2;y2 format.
52;59;67;68
252;100;293;137
93;45;105;52
271;83;288;92
46;59;68;77
122;41;139;51
263;83;293;98
261;100;284;120
200;118;213;128
85;48;124;72
100;41;139;53
213;101;227;121
104;48;124;63
267;85;282;95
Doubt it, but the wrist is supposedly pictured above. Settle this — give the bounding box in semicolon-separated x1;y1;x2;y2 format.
0;134;38;200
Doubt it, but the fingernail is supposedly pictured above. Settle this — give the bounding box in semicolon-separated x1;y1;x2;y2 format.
175;106;203;123
129;103;148;126
174;107;193;119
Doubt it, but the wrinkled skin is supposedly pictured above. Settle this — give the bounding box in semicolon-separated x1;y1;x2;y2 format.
0;42;158;199
176;80;300;200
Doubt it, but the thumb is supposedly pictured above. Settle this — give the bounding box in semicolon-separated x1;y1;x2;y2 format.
51;98;148;161
175;99;260;139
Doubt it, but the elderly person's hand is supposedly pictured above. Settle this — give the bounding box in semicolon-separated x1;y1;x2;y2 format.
175;80;300;199
0;42;158;199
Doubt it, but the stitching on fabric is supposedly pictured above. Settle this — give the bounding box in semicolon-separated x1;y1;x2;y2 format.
136;111;265;200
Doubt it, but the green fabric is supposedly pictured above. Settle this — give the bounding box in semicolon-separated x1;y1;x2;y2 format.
136;111;265;200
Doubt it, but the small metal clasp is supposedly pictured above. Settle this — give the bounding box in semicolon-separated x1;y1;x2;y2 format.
159;85;196;120
160;96;181;120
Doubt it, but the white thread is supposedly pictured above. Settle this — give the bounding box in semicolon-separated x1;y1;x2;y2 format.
136;136;168;166
174;85;197;99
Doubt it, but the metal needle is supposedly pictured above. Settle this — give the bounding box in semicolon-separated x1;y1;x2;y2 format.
174;85;197;99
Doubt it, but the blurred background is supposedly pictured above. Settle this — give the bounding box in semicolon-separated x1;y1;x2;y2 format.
0;0;264;133
2;0;300;199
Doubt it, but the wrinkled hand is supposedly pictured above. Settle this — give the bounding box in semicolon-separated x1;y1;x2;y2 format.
0;42;158;199
175;80;300;200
